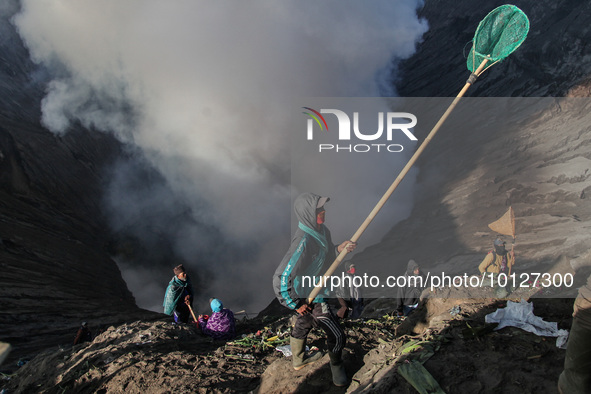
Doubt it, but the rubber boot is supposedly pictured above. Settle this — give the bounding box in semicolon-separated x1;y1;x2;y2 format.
329;351;348;387
290;336;322;371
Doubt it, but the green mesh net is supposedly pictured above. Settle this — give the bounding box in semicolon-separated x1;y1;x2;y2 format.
467;4;530;72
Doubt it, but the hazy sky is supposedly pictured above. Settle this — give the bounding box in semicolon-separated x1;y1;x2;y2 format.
14;0;428;313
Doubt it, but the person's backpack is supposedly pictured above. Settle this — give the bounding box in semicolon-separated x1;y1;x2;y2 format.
489;250;508;272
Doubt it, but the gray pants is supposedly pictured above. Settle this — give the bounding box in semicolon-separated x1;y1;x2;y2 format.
558;295;591;393
480;273;511;298
291;302;345;355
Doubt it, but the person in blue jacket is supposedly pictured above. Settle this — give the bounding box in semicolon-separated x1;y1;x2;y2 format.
273;192;356;387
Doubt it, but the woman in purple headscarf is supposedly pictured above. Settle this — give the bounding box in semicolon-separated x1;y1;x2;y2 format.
198;298;236;340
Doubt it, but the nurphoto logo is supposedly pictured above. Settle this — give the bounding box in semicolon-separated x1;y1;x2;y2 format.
303;107;417;153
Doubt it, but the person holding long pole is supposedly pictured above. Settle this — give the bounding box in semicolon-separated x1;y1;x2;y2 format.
273;192;356;387
306;4;530;305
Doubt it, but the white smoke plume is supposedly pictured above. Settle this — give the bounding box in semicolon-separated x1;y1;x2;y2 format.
13;0;428;313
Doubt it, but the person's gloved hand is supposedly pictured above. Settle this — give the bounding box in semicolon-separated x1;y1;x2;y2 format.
296;303;312;316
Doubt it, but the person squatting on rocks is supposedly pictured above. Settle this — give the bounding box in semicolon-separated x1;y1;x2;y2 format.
273;192;356;387
396;259;425;316
558;273;591;393
163;264;194;324
478;237;515;298
198;298;236;340
336;262;364;319
73;321;92;345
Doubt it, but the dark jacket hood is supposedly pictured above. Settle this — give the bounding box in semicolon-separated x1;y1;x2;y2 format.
406;259;419;275
294;192;328;230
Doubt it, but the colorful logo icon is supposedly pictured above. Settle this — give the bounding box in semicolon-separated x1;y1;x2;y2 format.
302;107;328;132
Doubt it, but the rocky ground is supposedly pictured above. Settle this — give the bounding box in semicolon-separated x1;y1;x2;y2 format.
0;284;575;393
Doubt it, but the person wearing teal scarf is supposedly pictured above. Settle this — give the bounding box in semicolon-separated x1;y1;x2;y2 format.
273;192;356;386
163;264;194;323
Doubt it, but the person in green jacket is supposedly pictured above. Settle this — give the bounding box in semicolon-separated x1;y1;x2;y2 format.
163;264;194;323
273;192;356;387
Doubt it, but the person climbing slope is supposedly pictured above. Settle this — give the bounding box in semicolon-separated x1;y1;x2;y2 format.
273;192;356;387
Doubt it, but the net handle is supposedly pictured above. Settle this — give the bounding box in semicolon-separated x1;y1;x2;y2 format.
471;49;501;77
307;59;489;304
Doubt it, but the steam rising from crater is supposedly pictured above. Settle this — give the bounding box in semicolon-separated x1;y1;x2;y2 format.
14;0;428;312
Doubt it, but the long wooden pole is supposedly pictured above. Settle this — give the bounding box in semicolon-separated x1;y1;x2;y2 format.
509;240;515;276
307;58;489;303
188;304;198;323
